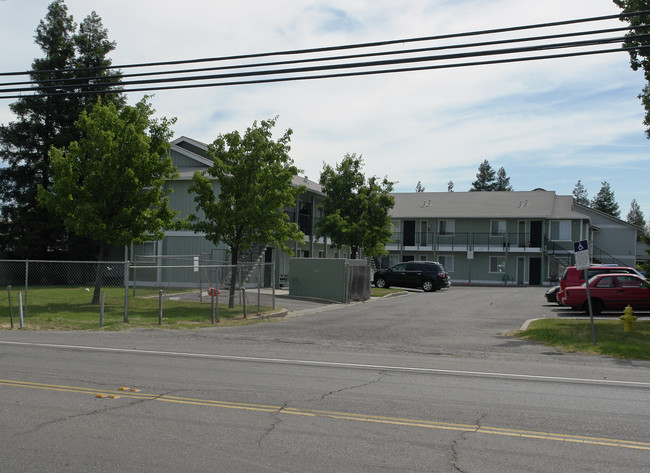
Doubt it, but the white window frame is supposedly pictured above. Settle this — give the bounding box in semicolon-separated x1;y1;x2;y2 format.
439;255;454;272
489;256;506;273
550;220;571;241
490;220;506;236
439;219;455;236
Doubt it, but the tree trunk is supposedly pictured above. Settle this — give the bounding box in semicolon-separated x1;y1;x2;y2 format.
228;248;238;309
92;240;106;305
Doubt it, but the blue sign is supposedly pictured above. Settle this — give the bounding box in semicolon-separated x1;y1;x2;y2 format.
573;240;588;253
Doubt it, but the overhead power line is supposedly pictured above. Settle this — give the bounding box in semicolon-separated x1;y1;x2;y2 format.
0;11;648;100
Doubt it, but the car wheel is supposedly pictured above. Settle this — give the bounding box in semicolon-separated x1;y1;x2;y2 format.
422;280;434;292
375;277;388;289
587;298;603;315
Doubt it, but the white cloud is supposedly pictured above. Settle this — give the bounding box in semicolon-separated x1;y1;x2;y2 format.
1;0;649;216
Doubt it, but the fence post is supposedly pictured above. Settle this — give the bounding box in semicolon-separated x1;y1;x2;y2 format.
158;290;163;325
8;285;13;329
257;264;261;315
210;290;215;324
242;287;247;319
215;286;219;323
100;291;105;327
124;260;129;323
18;292;24;328
272;265;276;311
24;260;29;317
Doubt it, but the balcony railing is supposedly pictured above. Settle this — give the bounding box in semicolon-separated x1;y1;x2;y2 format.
389;231;545;252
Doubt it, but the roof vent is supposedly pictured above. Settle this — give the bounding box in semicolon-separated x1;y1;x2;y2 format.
517;200;528;208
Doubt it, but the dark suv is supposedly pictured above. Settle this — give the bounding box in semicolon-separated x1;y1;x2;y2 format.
373;261;450;292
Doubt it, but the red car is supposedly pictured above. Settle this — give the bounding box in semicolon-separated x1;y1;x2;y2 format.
556;265;643;306
562;273;650;315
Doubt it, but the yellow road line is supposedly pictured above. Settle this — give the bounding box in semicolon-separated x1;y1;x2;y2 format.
2;378;649;451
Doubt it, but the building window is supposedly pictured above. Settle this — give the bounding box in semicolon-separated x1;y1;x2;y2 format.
490;220;506;236
490;256;506;273
439;220;454;236
439;255;454;272
550;220;571;241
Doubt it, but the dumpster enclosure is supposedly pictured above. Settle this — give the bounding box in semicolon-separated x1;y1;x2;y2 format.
288;258;371;303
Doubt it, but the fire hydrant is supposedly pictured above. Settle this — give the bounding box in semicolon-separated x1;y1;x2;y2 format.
619;305;637;332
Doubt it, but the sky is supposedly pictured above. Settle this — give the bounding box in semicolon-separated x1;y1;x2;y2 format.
1;0;649;221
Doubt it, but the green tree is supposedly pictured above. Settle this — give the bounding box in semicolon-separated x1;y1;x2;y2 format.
614;1;650;137
39;97;178;304
316;154;395;259
627;198;648;241
415;181;425;193
591;181;621;218
447;180;454;192
188;118;304;308
572;180;589;205
0;0;123;258
494;167;513;191
469;159;496;191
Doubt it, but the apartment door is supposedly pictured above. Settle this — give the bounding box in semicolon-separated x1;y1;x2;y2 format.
517;257;525;284
529;257;541;285
404;220;415;246
530;221;542;248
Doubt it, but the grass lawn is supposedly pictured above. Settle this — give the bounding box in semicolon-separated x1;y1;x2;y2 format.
1;286;275;331
519;318;650;360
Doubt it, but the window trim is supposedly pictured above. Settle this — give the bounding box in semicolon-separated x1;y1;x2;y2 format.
490;220;506;236
439;219;455;236
439;255;454;273
550;220;571;241
489;256;506;273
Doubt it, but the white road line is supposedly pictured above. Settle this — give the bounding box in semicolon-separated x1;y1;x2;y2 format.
1;340;649;388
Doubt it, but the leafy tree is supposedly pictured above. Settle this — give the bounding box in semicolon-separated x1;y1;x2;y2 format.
614;1;650;137
0;0;123;258
188;118;304;308
572;180;589;206
316;154;395;259
39;97;178;304
494;167;513;191
627;198;648;241
469;159;497;191
591;181;621;218
415;181;425;193
447;180;454;192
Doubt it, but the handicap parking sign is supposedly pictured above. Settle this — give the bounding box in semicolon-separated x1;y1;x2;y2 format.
573;240;588;253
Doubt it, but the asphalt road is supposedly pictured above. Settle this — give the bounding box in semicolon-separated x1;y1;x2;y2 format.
1;286;649;472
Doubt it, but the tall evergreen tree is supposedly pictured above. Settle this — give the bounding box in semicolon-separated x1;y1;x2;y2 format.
627;199;648;241
469;159;496;191
494;167;513;191
0;0;123;258
591;181;621;218
572;180;589;206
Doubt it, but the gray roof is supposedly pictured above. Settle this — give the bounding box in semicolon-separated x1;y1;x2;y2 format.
170;137;322;193
390;191;587;220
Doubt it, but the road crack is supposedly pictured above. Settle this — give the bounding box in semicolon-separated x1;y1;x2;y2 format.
17;388;182;436
257;401;288;447
450;413;487;473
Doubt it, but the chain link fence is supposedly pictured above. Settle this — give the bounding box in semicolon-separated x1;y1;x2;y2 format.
1;259;276;329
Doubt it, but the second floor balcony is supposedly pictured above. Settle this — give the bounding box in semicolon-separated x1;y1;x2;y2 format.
388;231;559;253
